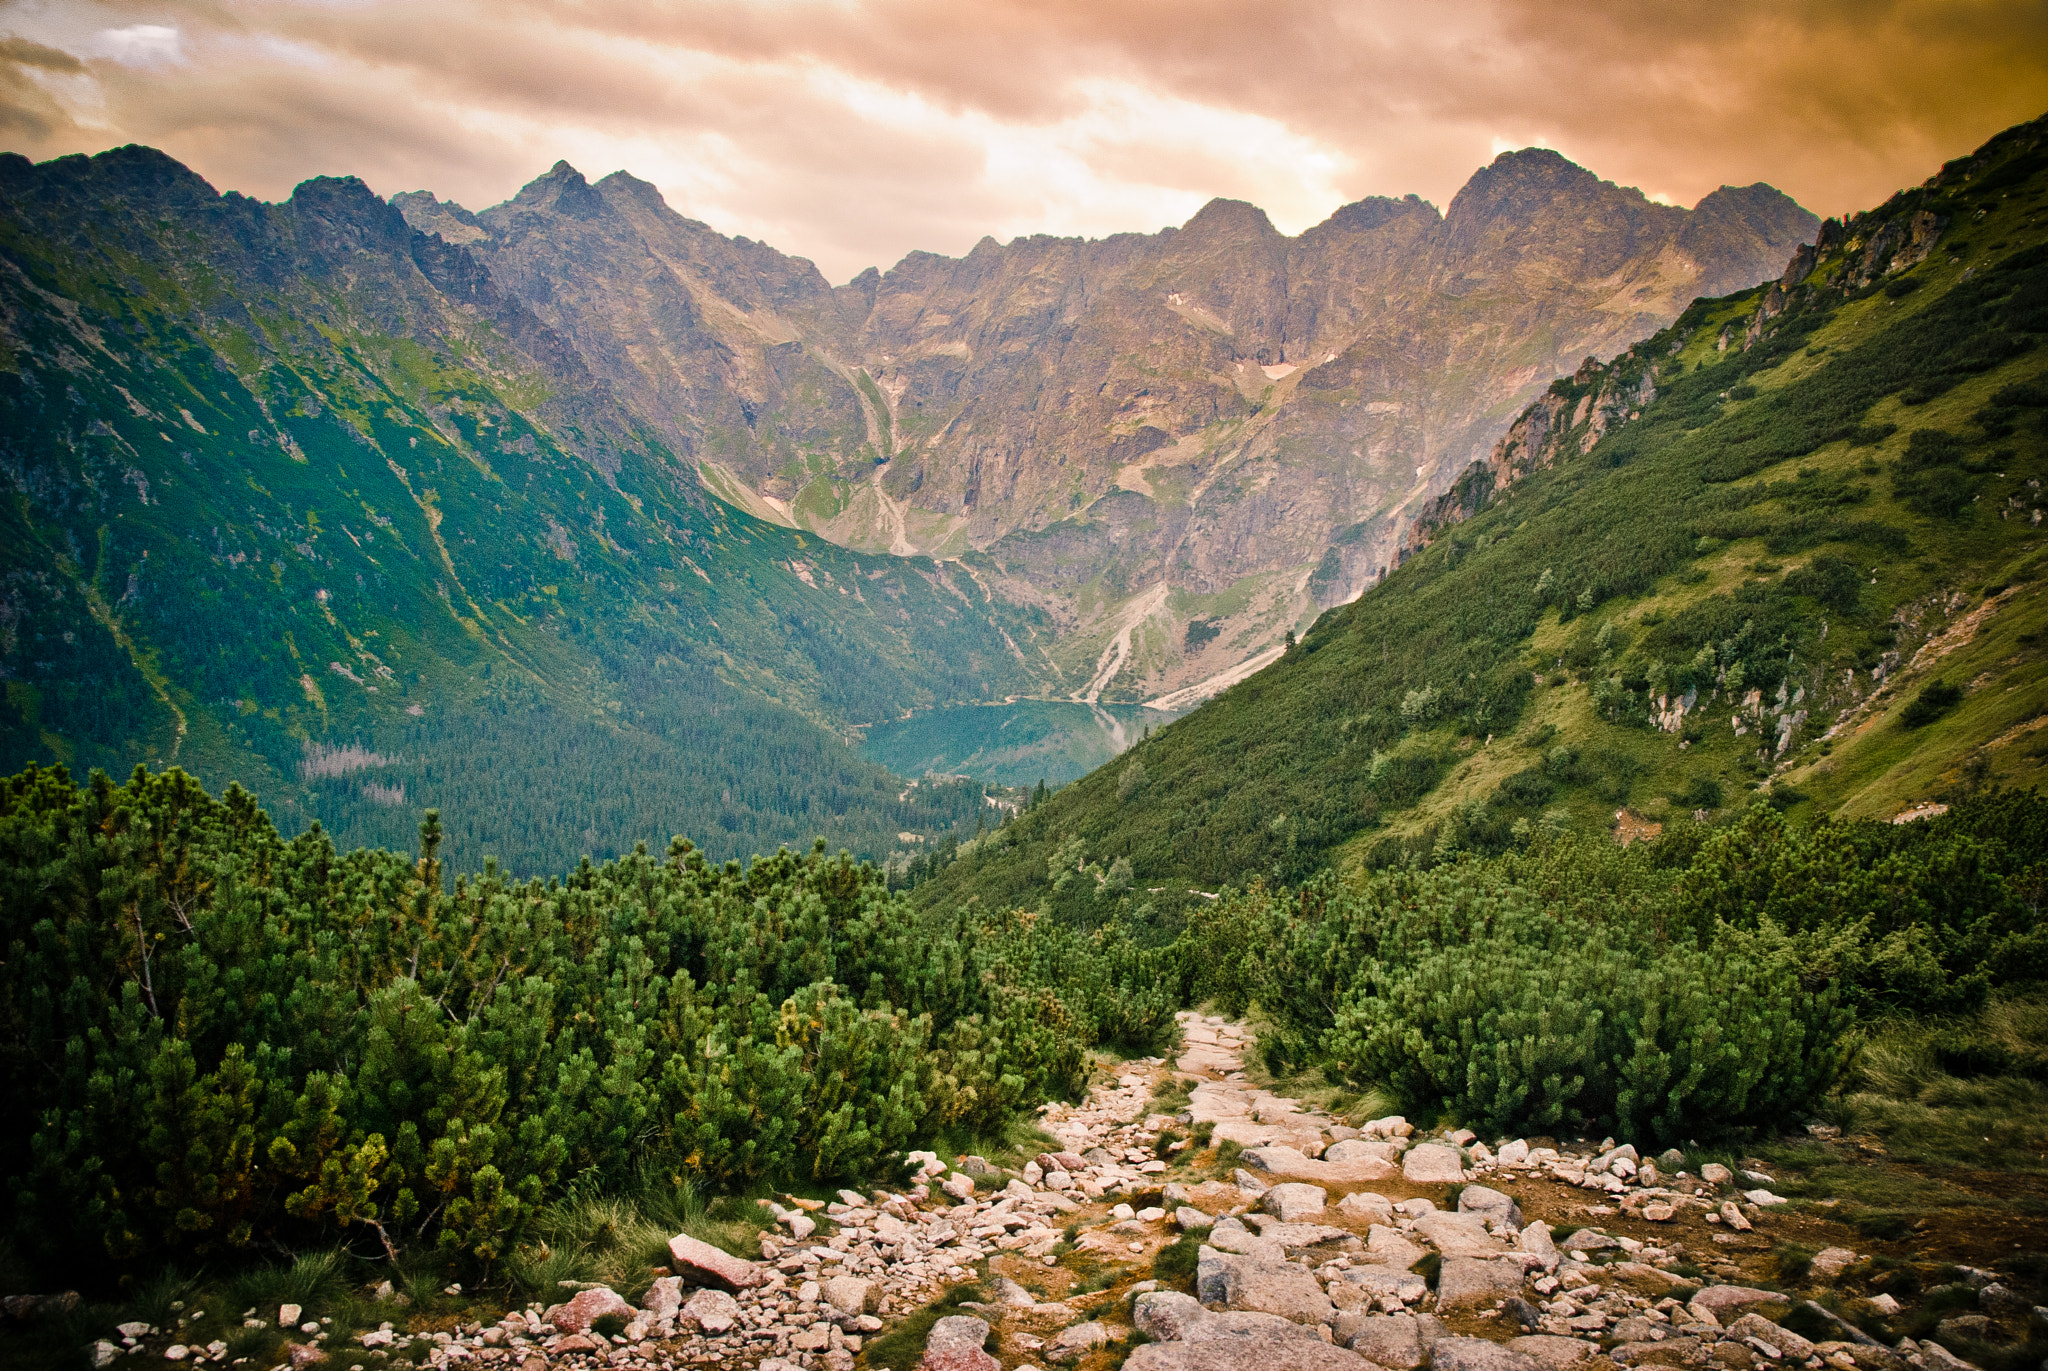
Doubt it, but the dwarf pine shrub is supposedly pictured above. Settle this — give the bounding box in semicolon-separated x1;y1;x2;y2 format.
0;764;1129;1269
1321;908;1849;1143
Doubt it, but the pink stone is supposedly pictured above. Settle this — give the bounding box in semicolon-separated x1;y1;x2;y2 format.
542;1287;633;1334
667;1231;764;1291
919;1314;998;1371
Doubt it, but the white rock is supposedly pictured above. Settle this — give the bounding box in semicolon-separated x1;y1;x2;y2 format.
682;1288;742;1335
1402;1144;1465;1183
279;1305;302;1329
1337;1192;1394;1225
1260;1183;1328;1222
1047;1321;1111;1363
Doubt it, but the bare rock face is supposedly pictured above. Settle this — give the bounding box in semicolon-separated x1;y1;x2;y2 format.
1727;1313;1817;1360
680;1289;741;1334
641;1276;684;1321
1215;1256;1338;1325
1337;1191;1395;1224
1518;1220;1559;1269
404;157;1815;706
1338;1311;1440;1367
1690;1286;1790;1318
1129;1337;1372;1370
1047;1321;1112;1363
1258;1182;1329;1222
1811;1247;1860;1279
1456;1183;1524;1228
1432;1335;1546;1371
1325;1140;1403;1166
1509;1335;1603;1368
821;1275;877;1316
1413;1211;1504;1258
1436;1257;1530;1309
1367;1225;1429;1270
1135;1292;1213;1342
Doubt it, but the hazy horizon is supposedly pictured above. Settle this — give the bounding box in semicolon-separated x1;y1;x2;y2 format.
3;0;2044;282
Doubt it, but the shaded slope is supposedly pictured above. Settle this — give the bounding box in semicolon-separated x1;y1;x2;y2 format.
0;146;1050;872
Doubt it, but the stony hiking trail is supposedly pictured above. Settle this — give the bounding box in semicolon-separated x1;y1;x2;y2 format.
114;1014;2040;1371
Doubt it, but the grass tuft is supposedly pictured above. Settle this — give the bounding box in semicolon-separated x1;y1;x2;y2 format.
1151;1233;1201;1291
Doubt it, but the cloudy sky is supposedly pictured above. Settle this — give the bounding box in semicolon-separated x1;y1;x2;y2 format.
3;0;2045;283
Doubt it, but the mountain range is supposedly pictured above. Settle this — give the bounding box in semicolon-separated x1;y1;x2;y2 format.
0;137;1819;869
393;154;1814;712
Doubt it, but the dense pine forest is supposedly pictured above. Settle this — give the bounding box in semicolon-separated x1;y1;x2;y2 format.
0;762;1183;1273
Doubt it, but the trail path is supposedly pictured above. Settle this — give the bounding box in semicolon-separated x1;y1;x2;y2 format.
349;1016;1913;1371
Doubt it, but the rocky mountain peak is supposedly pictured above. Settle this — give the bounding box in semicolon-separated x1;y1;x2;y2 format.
389;189;486;244
287;175;416;256
593;169;672;215
2;143;221;212
1178;196;1283;243
508;159;608;220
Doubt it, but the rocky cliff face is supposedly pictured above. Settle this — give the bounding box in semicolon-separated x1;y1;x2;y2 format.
1398;164;1971;567
396;152;1817;703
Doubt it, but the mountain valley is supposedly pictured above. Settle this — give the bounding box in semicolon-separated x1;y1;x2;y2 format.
0;138;1817;858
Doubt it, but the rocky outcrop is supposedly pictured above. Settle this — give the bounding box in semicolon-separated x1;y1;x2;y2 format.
1383;143;1989;570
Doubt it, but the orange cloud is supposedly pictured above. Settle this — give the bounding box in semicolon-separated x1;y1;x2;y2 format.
2;0;2041;281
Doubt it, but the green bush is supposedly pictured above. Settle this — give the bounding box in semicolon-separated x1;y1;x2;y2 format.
1179;796;2047;1141
0;764;1121;1273
1901;681;1964;727
1320;896;1847;1144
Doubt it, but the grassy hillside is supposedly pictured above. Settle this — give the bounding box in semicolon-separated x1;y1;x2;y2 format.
0;148;1054;872
924;113;2048;922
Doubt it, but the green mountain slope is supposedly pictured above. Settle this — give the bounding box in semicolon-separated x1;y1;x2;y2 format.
860;699;1177;789
924;113;2048;921
0;147;1052;872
